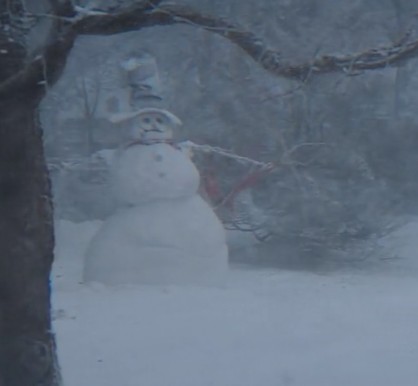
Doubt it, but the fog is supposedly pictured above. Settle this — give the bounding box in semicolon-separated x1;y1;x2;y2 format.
42;0;418;269
37;1;418;384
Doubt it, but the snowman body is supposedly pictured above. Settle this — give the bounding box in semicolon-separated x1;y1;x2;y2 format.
84;142;229;286
111;143;200;205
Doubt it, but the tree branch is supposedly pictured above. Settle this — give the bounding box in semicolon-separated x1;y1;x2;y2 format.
0;0;77;103
160;5;418;79
2;1;418;103
72;0;165;34
74;3;418;79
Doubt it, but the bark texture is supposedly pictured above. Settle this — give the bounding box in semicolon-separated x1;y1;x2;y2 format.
0;102;60;386
0;2;68;385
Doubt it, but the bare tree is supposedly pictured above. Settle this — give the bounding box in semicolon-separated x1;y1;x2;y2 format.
2;1;418;385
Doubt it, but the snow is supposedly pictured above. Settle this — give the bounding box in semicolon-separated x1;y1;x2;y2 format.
53;219;418;386
84;196;228;286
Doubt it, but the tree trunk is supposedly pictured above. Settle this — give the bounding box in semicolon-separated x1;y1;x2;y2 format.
0;11;61;381
0;99;60;385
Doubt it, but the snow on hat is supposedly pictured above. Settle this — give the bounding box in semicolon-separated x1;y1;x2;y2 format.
109;108;182;126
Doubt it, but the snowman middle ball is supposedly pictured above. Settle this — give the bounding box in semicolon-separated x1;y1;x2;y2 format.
112;142;200;206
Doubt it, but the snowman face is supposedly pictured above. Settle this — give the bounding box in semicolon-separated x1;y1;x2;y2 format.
132;112;174;143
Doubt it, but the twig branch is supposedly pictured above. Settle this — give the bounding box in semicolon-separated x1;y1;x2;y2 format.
180;140;328;170
282;142;329;161
179;141;271;168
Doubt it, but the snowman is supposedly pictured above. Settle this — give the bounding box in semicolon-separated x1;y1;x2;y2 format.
83;108;229;286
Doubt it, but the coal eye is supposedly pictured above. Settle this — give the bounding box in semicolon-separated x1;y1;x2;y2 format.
143;117;151;124
156;117;163;124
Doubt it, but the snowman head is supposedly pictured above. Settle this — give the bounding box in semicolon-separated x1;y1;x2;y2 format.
133;108;182;143
110;108;182;144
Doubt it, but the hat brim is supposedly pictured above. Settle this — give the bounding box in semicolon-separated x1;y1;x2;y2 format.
109;108;182;126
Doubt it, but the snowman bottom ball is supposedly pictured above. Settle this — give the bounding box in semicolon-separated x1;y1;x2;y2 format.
83;195;229;286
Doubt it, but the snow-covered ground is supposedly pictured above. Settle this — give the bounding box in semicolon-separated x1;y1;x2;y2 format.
53;219;418;386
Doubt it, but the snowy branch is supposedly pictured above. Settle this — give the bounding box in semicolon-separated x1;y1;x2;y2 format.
3;1;418;101
74;3;418;79
149;5;418;79
74;5;418;84
74;5;108;16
